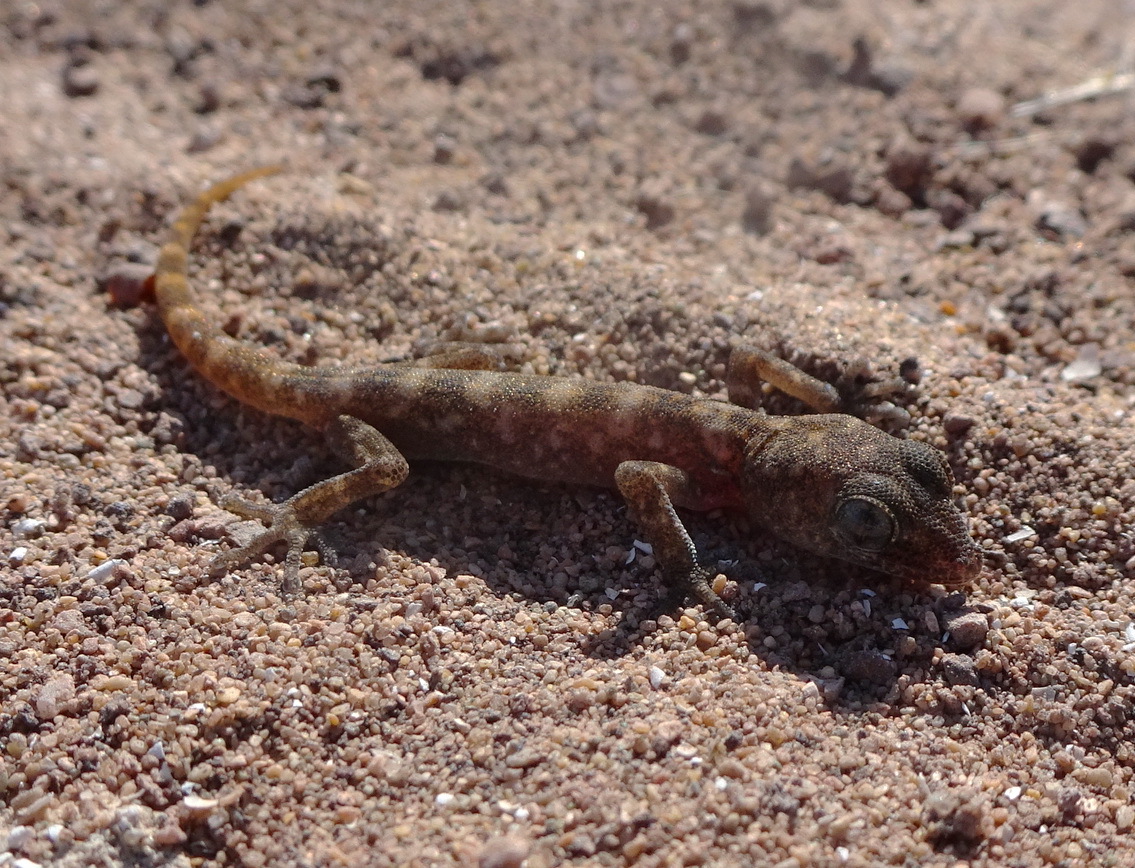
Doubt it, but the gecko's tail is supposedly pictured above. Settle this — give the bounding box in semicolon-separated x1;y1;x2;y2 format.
157;166;283;272
153;165;325;420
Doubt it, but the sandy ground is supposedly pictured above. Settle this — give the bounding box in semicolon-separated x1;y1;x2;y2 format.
3;1;1135;865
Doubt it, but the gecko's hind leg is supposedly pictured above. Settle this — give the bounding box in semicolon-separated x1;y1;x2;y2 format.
211;415;408;594
726;346;842;413
727;345;913;425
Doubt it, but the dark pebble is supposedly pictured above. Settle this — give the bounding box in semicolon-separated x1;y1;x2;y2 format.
942;412;976;437
884;135;933;196
635;190;676;230
841;649;897;685
166;494;195;521
942;609;989;650
61;60;99;97
940;653;980;687
102;261;155;307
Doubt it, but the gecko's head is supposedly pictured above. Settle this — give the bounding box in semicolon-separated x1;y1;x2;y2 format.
743;416;982;587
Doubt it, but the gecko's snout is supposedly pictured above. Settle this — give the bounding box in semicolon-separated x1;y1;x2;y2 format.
919;532;984;589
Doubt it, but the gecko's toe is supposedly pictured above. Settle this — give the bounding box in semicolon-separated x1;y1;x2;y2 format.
212;494;332;595
709;599;740;624
218;492;277;522
682;566;742;625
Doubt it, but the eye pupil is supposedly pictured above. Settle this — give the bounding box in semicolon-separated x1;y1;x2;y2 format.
834;498;893;552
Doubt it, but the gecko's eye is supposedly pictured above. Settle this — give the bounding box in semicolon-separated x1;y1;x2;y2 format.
833;497;894;552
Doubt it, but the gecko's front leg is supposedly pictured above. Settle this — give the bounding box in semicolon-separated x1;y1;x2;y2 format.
211;414;409;594
614;460;737;622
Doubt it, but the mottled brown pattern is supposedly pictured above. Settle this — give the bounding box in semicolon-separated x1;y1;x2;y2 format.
154;170;982;616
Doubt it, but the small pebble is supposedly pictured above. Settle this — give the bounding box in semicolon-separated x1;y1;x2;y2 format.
166;493;195;521
942;610;989;650
694;109;728;136
841;650;896;685
102;261;155;307
1061;343;1101;382
61;60;99;97
182;794;220;814
956;87;1006;130
34;674;75;720
433;189;465;212
786;155;853;203
635;189;676;230
195;82;222;114
434;134;458;164
1029;192;1088;238
479;834;530;868
87;558;128;582
884;134;932;195
940;653;980;687
8;826;33;850
942;412;976;437
741;184;775;235
1074;136;1115;174
12;518;45;539
670;23;694;64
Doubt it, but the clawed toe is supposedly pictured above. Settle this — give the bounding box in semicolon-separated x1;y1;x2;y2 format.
218;492;278;523
210;495;331;595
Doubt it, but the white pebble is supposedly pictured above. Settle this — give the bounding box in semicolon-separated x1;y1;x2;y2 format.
7;826;33;849
182;795;219;813
87;558;127;582
1061;343;1101;382
12;519;45;539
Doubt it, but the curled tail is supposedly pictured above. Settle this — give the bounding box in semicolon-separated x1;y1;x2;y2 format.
153;166;327;423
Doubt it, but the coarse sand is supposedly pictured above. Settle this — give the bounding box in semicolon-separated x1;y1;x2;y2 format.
2;1;1135;865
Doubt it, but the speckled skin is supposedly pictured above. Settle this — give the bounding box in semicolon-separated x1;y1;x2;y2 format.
154;168;982;617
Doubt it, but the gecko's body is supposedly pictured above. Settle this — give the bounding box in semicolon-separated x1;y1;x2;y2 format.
154;168;982;618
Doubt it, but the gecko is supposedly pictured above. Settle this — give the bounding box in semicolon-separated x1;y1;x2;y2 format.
153;167;983;620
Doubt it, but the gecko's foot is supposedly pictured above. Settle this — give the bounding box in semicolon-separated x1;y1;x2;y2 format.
680;565;740;624
210;493;335;595
831;357;916;427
